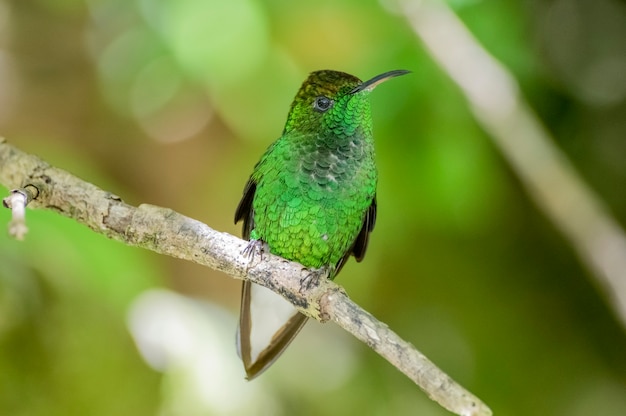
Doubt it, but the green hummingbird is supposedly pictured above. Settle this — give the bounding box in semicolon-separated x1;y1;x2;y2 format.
235;69;409;379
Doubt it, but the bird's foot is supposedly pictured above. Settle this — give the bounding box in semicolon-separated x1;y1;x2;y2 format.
299;265;330;294
241;239;268;265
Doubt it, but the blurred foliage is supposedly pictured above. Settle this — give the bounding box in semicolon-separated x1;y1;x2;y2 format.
1;0;625;415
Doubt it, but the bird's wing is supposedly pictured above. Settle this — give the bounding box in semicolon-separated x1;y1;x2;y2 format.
334;195;377;275
234;178;256;240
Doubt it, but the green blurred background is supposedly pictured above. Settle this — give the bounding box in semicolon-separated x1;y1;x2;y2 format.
1;0;625;415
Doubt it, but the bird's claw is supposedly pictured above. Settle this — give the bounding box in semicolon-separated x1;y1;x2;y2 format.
299;266;330;294
241;239;268;267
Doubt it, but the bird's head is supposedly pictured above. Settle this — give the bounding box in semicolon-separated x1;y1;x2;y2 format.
283;69;409;137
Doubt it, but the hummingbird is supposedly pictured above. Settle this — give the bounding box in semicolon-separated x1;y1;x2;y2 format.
235;69;409;379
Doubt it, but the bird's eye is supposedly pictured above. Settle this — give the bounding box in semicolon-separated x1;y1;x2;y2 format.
313;96;333;112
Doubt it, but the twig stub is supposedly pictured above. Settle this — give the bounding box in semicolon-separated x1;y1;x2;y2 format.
3;187;39;240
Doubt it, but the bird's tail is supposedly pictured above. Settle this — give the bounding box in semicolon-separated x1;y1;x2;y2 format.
237;281;309;379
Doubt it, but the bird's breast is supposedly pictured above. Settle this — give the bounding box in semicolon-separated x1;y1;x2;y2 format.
251;135;376;267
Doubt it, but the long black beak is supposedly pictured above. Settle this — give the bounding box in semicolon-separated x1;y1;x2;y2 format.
350;69;411;94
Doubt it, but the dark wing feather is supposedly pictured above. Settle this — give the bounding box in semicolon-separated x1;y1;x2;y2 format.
334;195;377;276
234;178;257;240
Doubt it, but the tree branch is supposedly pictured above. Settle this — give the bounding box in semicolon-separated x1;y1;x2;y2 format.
0;138;491;416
